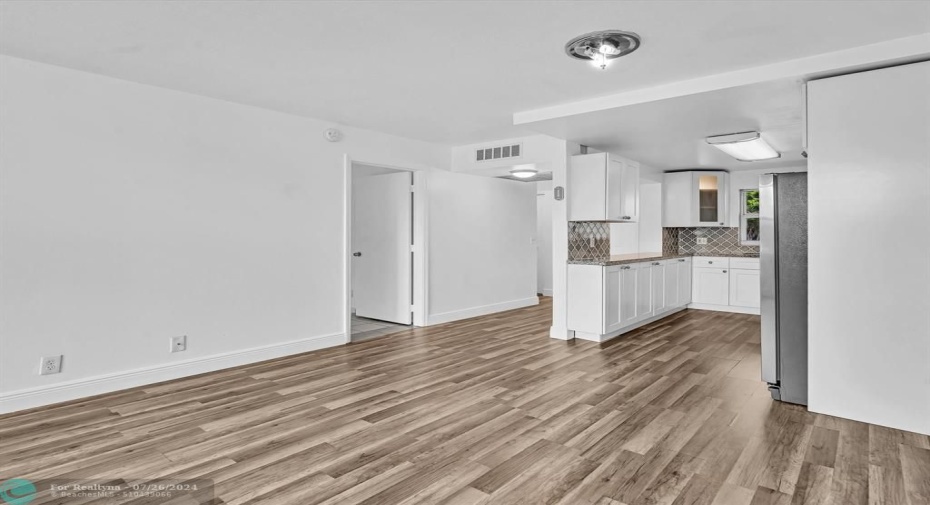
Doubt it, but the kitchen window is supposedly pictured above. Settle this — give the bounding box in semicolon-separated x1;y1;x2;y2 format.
740;189;760;245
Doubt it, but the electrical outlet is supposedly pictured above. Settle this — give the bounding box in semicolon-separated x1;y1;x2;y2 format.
39;355;62;375
170;335;187;353
697;237;708;245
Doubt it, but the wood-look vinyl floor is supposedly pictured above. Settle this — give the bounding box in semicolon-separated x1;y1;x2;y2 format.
2;297;929;504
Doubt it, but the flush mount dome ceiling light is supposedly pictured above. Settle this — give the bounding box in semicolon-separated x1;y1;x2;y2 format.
509;167;539;179
706;131;780;162
565;30;642;70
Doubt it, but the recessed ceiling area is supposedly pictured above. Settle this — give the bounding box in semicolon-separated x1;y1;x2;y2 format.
1;0;927;145
522;79;807;172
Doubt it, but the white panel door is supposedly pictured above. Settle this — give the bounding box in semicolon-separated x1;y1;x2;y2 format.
651;262;666;314
664;260;680;308
606;158;624;221
619;265;638;326
678;259;693;305
635;264;653;320
604;266;623;333
729;269;761;308
353;172;412;324
692;267;728;305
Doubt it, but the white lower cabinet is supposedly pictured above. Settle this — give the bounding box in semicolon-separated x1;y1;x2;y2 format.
651;261;666;315
690;256;761;313
729;268;761;308
635;263;653;320
568;256;760;342
692;267;730;305
568;259;689;342
676;258;693;305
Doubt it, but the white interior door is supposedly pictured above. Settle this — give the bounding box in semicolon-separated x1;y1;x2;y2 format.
353;171;412;324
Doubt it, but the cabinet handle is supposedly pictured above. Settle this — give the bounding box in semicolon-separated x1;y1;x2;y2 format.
723;270;728;273
620;266;631;270
708;261;713;264
678;259;686;262
621;216;631;220
652;262;661;266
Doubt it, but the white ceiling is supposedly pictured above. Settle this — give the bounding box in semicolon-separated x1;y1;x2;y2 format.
1;0;928;148
530;79;807;172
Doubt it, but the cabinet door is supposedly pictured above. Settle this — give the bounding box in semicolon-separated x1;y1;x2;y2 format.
662;172;693;227
618;160;639;222
604;266;623;333
664;260;679;308
694;172;728;227
729;269;761;308
635;264;653;320
677;259;693;305
568;153;608;221
606;158;624;221
567;265;605;334
651;262;666;314
619;265;638;326
692;267;729;305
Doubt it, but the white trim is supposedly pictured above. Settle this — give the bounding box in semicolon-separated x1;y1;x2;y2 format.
344;157;429;339
0;332;345;414
687;303;760;315
574;307;688;343
428;297;539;326
541;288;553;296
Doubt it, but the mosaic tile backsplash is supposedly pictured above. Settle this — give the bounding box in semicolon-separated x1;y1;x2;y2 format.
664;227;760;256
568;222;611;261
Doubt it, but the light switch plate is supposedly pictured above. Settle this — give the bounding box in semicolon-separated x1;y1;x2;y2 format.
697;237;708;245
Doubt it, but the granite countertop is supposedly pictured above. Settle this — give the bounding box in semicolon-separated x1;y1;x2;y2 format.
568;251;760;266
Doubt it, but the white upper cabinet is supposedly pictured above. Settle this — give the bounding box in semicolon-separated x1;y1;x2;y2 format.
662;171;729;227
569;153;640;222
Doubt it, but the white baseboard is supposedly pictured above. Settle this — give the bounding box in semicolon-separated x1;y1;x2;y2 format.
0;332;345;414
574;307;688;343
427;296;539;326
687;303;760;315
541;288;553;296
549;326;573;340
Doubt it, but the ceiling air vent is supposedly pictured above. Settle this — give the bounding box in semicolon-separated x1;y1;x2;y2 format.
476;143;522;162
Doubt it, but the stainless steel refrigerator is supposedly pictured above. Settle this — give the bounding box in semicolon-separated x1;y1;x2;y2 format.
760;172;808;405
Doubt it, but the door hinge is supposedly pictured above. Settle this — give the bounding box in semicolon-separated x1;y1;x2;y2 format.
410;185;415;193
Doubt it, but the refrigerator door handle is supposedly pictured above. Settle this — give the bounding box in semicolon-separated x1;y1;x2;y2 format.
760;174;779;385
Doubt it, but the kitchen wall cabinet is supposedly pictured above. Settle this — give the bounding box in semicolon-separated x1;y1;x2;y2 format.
663;170;729;227
569;152;640;222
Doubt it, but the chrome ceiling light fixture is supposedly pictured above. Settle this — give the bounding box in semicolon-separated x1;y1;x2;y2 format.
565;30;642;70
706;131;780;162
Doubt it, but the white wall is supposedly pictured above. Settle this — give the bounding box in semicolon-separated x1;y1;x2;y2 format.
536;182;553;296
0;55;450;412
451;134;574;339
426;171;538;323
807;61;930;435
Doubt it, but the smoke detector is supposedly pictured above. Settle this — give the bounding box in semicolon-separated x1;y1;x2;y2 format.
565;30;641;70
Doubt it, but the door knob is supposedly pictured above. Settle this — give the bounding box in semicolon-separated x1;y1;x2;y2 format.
353;252;362;257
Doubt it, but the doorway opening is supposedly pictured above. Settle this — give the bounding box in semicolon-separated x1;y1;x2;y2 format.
344;158;426;343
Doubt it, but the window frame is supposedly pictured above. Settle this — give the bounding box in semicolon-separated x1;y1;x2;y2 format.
740;188;760;246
